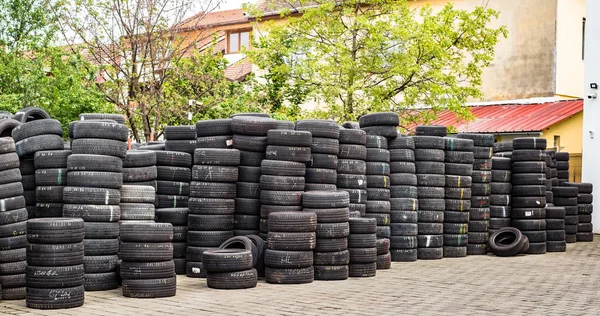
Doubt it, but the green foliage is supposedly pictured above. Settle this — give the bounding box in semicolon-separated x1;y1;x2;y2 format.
248;0;508;127
160;50;264;135
0;0;113;135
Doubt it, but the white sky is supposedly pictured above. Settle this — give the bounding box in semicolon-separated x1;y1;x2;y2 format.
218;0;250;10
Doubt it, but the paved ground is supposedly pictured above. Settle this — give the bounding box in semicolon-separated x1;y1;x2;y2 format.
3;239;600;315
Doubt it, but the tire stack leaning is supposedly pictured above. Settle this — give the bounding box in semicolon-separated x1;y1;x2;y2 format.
119;222;176;298
260;130;311;237
388;135;418;262
556;152;570;185
0;137;28;300
186;148;239;278
296;120;340;191
363;135;391;269
164;126;197;156
553;185;579;243
64;120;128;291
347;217;377;277
12;119;64;218
26;218;85;309
120;151;158;223
153;151;192;275
337;128;368;218
265;211;316;284
443;137;474;258
457;133;494;256
34;150;71;218
510;137;547;254
203;249;257;289
489;157;512;235
303;191;350;280
232;116;278;239
565;182;594;242
414;126;446;260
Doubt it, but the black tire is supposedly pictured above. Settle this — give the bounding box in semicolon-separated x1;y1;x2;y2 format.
12;119;62;142
338;144;367;160
267;232;316;251
154;208;189;225
362;126;398;138
62;204;121;222
155;151;192;167
390;185;418;199
339;129;366;145
416;174;445;187
302;190;349;208
189;198;235;215
202;249;253;273
0;153;20;172
295;119;339;138
122;277;176;298
265;145;311;162
123;150;156;168
15;135;64;157
63;187;120;205
71;138;126;158
0;119;21;138
359;112;399;127
456;133;494;147
122;166;157;182
265;266;314;284
187;231;234;247
261;160;306;177
73;121;128;141
416;247;443;260
196;119;232;136
338;159;367;175
67;171;122;189
25;264;84;289
195;135;232;149
445;151;475;164
26;285;84;309
26;242;84;266
445;163;473;176
67;154;123;172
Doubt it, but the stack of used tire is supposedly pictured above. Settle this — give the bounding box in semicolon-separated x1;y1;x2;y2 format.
34;150;71;218
414;126;446;260
566;182;594;242
388;136;418;262
545;206;567;252
442;137;473;258
260;130;311;237
544;150;558;206
303;191;350;280
296;120;340;191
164;126;197;155
196;119;233;149
553;184;579;243
489;157;512;235
19;157;36;218
265;211;316;284
119;222;176;298
0;137;28;300
510;137;547;254
556;152;570;185
186;148;239;277
347;217;377;277
120;151;157;222
203;249;257;289
232;116;278;238
154;151;192;275
337;128;368;218
363;135;391;269
26;218;85;309
64;120;128;290
457;133;494;256
12;119;64;217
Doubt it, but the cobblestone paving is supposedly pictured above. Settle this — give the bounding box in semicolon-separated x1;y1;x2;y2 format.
3;240;600;315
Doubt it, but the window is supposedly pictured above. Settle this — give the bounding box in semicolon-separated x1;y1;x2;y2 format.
228;31;251;54
583;18;586;60
554;135;561;148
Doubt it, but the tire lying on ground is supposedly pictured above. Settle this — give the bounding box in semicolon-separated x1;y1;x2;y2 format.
487;227;528;257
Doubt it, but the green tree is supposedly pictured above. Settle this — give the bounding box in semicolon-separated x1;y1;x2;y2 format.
248;0;508;127
0;0;114;133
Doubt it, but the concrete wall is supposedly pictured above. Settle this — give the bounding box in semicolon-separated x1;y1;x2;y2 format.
540;112;583;154
412;0;558;101
555;0;586;98
582;0;600;233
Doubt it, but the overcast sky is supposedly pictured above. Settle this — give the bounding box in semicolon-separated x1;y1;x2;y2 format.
217;0;251;11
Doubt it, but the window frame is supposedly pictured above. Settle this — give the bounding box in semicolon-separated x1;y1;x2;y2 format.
227;29;252;54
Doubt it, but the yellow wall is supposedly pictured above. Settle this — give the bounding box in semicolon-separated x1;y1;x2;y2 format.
494;112;583;154
540;112;583;154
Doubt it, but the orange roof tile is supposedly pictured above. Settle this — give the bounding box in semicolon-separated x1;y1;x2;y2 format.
176;8;249;31
224;59;253;82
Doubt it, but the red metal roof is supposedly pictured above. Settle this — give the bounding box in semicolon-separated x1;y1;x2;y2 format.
423;99;583;134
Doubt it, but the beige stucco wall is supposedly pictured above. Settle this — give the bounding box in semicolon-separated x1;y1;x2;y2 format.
555;0;586;98
411;0;558;101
